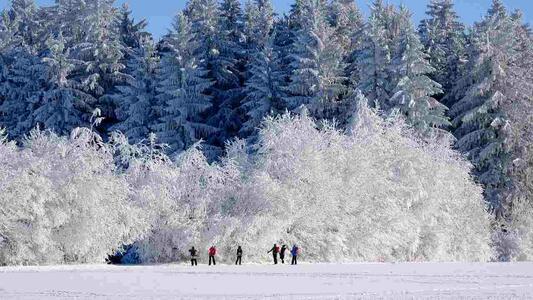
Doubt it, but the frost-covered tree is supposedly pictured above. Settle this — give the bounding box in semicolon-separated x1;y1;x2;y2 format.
286;0;346;119
185;0;243;156
419;0;466;107
0;1;49;138
109;37;157;143
0;127;145;265
154;13;214;154
389;6;450;135
504;14;533;212
216;105;492;263
7;0;48;51
109;102;492;264
33;33;96;135
240;37;286;137
243;0;274;52
116;3;149;50
54;0;89;46
112;135;234;263
69;0;126;129
449;0;529;211
0;46;43;139
355;0;394;108
328;0;364;57
207;0;246;149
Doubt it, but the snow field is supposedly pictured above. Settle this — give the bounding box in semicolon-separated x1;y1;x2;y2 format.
1;262;533;299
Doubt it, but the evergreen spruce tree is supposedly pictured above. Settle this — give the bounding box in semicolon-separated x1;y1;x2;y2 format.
205;0;246;147
286;0;346;119
0;46;43;139
154;13;214;154
109;37;157;143
328;0;364;57
355;0;393;109
449;0;526;210
8;0;46;51
54;0;89;47
185;0;244;156
33;33;96;135
240;36;286;137
117;3;149;50
243;0;274;52
389;6;450;134
419;0;466;107
70;0;127;131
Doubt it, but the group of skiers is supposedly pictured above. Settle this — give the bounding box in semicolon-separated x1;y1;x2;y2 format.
187;244;300;266
268;244;300;265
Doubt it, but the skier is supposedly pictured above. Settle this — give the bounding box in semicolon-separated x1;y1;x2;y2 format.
189;246;198;266
267;244;280;264
280;245;288;264
235;246;243;265
208;245;217;266
291;245;299;265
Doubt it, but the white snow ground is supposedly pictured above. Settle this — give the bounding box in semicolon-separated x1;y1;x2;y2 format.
1;262;533;299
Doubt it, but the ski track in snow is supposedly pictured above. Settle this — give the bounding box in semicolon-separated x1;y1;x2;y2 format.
1;263;533;299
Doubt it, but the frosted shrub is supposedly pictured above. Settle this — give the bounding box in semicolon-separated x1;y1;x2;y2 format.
0;128;144;265
217;102;492;262
119;137;232;263
507;199;533;261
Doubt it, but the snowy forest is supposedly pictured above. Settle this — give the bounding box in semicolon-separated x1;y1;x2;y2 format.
0;0;531;265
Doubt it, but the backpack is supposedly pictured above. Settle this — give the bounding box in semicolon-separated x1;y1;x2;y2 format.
209;247;216;256
275;246;280;253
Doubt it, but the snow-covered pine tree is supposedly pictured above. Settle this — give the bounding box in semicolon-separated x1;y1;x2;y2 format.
243;0;274;52
389;6;450;135
54;0;89;47
109;37;157;144
0;1;49;138
0;46;43;139
355;0;393;109
154;13;214;154
240;36;286;137
419;0;466;107
504;12;533;211
33;33;96;135
286;0;346;119
185;0;242;157
207;0;246;151
117;3;149;50
7;0;47;51
449;0;527;211
69;0;126;131
328;0;364;57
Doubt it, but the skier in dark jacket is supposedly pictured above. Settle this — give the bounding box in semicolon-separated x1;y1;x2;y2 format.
267;244;280;264
189;246;198;266
291;245;299;265
208;246;217;266
280;245;288;264
235;246;243;265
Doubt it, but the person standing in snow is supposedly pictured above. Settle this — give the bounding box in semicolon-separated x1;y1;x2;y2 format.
280;245;288;264
189;246;198;266
235;246;243;265
291;245;299;265
208;246;217;266
267;244;280;264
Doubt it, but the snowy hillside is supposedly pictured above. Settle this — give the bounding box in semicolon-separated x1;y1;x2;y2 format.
1;263;533;299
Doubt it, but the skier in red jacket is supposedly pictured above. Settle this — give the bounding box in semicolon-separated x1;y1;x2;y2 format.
208;246;217;266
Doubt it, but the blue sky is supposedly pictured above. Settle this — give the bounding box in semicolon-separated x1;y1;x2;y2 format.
0;0;531;38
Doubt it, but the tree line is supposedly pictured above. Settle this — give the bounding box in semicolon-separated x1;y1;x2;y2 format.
0;0;531;260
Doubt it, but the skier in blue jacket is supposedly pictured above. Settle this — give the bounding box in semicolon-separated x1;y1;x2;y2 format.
291;245;299;265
